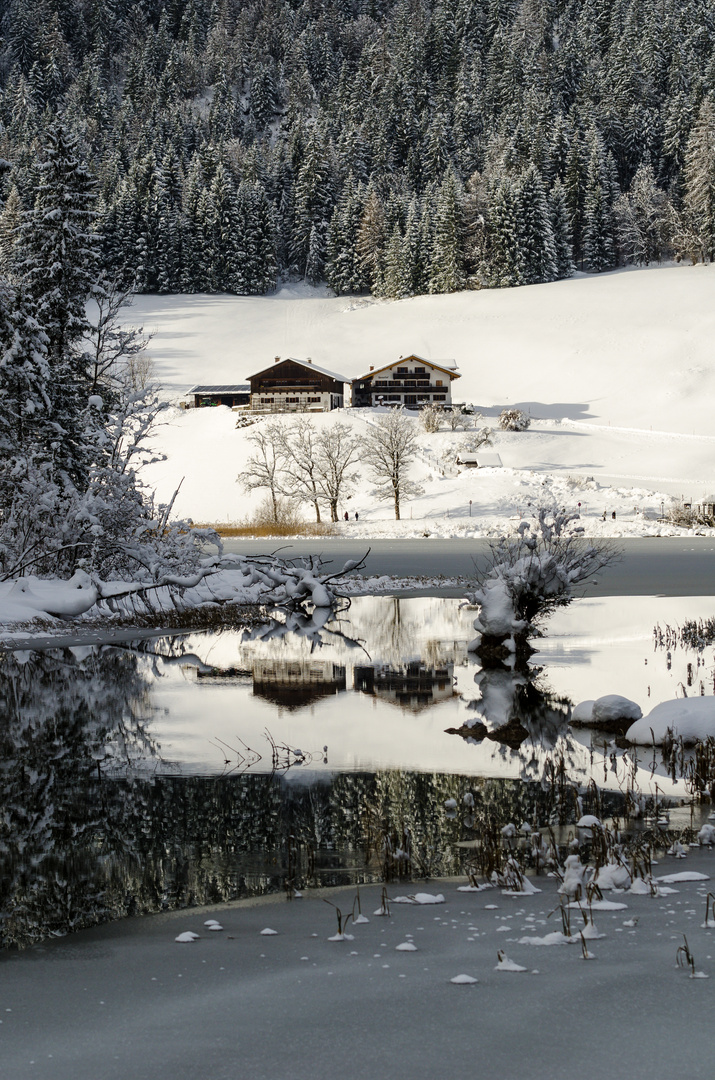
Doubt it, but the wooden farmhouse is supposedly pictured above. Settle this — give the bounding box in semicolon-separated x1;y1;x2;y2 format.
247;356;347;413
351;355;460;408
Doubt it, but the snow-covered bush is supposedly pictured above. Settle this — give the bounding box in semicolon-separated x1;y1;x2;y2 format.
420;403;442;432
498;408;531;431
467;506;618;651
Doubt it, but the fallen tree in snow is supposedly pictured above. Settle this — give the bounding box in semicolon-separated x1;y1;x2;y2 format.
466;507;618;662
0;550;370;628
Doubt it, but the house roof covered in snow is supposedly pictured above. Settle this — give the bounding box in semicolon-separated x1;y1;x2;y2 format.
247;357;348;383
190;384;250;393
354;355;460;381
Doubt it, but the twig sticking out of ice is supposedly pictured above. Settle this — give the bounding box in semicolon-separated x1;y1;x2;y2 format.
450;974;478;984
260;928;279;935
175;931;200;943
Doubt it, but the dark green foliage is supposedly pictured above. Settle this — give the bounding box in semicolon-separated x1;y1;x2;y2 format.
1;0;713;298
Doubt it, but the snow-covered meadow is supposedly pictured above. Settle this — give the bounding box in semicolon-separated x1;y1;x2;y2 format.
132;264;715;536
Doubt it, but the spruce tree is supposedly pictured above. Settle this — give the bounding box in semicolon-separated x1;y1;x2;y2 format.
683;97;715;262
18;122;101;487
549;179;576;279
517;164;557;285
429;169;466;293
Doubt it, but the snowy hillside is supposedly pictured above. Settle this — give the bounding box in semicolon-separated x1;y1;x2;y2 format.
136;264;715;534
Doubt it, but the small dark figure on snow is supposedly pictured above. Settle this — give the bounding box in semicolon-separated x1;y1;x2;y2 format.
344;511;349;521
355;512;359;521
611;510;616;520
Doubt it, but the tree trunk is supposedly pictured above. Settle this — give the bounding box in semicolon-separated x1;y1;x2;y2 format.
330;500;338;522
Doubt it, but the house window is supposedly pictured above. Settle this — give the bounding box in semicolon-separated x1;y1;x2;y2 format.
286;397;299;403
415;366;425;373
397;366;408;373
260;398;273;403
308;396;321;403
433;393;446;400
435;380;443;387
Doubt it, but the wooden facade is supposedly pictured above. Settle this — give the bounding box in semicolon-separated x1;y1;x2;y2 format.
247;357;347;412
351;354;460;408
191;384;250;408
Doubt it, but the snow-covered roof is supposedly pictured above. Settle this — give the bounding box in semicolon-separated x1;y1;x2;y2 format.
247;357;348;382
190;384;250;393
355;356;460;381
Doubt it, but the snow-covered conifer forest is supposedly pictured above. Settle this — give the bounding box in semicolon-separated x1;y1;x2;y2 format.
1;0;714;300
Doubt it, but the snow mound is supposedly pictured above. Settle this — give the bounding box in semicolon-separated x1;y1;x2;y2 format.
395;942;418;952
594;862;632;891
392;893;445;905
450;974;478;984
175;931;199;943
655;871;710;884
592;695;642;723
577;815;602;828
626;697;715;745
495;952;527;972
572;700;595;722
260;928;279;935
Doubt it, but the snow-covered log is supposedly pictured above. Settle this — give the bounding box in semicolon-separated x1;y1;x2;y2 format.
0;550;370;627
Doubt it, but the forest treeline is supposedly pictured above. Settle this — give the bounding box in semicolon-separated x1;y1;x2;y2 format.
0;0;714;298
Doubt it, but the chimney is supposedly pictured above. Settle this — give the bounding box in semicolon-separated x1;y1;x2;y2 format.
369;365;374;371
274;356;280;363
306;357;312;364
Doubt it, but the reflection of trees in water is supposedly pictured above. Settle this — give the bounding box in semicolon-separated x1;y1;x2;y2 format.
0;646;585;949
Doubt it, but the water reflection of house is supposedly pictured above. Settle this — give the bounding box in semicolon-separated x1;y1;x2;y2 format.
252;660;346;709
354;661;455;711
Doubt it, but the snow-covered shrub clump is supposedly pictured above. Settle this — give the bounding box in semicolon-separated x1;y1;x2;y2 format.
467;507;617;652
499;409;531;432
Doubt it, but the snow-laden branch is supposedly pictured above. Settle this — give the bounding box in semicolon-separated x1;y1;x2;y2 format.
0;551;371;626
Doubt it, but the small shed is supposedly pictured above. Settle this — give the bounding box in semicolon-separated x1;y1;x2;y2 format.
191;384;250;408
456;452;503;469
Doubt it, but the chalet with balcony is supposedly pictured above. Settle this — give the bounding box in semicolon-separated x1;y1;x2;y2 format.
247;356;347;413
351;355;460;408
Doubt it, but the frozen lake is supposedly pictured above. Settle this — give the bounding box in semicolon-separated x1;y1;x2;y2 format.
2;593;714;949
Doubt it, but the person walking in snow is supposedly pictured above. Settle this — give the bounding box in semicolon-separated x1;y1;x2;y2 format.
344;511;349;521
355;512;359;521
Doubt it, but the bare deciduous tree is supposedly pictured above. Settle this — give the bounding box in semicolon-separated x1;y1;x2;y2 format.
446;404;473;431
313;421;361;522
278;417;324;522
83;275;154;395
237;421;289;523
364;409;423;520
